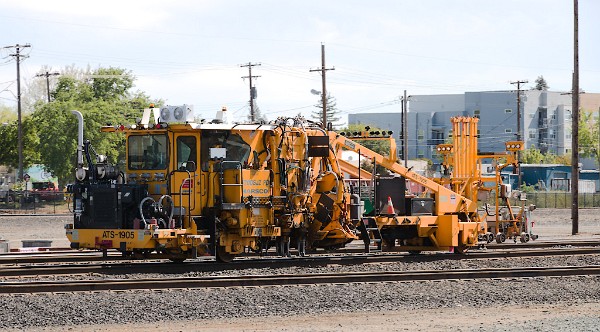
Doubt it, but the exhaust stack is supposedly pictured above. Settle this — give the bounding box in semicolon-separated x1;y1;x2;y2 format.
71;110;84;166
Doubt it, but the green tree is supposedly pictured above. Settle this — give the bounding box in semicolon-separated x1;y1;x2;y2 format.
533;76;549;91
578;110;599;159
312;92;342;129
247;104;267;123
520;147;546;164
0;103;16;123
90;67;134;101
0;117;40;170
31;67;154;187
521;146;565;164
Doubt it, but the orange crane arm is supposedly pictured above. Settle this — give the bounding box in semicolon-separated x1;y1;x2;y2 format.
332;134;476;215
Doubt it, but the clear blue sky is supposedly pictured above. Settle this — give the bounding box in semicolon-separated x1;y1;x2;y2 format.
0;0;597;124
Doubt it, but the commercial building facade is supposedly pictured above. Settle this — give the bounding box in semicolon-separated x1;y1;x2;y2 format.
348;90;600;163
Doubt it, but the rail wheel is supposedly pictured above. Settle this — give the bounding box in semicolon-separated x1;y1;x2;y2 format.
408;250;421;255
216;245;235;263
383;239;396;251
495;233;506;244
454;243;469;255
520;233;530;243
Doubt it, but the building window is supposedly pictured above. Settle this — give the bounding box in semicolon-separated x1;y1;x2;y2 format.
505;128;512;133
417;129;424;141
529;113;535;118
505;109;512;113
448;129;453;138
566;134;571;139
417;150;424;158
529;131;536;138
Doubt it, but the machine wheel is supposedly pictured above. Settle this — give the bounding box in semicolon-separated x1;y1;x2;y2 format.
276;237;291;257
382;239;396;251
216;245;235;263
454;243;469;255
495;233;506;244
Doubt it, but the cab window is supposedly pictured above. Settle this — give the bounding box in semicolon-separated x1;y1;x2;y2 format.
128;134;168;170
177;136;197;171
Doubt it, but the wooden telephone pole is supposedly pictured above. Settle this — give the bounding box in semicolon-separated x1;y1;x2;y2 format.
3;43;31;181
241;62;261;122
571;0;580;235
310;44;335;129
35;71;60;102
511;79;528;190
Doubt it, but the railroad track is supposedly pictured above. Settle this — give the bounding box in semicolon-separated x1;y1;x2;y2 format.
1;246;599;279
0;239;598;265
1;265;599;294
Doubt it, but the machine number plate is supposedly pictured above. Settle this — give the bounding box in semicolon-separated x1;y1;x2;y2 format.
101;231;136;239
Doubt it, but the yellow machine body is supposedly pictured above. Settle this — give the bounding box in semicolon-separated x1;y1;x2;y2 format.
67;110;504;260
434;117;536;244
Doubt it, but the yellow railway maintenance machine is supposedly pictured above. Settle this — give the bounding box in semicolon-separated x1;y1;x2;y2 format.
435;116;537;245
66;107;359;262
66;105;487;261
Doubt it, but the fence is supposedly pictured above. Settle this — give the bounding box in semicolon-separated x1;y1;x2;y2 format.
476;189;600;209
526;191;600;209
0;190;69;214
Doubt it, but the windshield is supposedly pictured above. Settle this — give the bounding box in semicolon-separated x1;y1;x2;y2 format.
128;134;168;170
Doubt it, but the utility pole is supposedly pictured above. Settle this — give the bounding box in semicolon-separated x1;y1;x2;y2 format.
571;0;580;235
35;71;60;102
510;80;528;143
402;90;408;168
3;43;31;181
241;62;260;122
511;79;528;190
310;44;334;129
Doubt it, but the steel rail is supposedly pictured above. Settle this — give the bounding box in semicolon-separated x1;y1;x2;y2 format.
1;265;599;294
0;240;598;266
1;247;599;279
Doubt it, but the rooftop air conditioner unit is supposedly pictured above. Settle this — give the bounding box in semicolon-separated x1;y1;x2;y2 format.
159;105;194;123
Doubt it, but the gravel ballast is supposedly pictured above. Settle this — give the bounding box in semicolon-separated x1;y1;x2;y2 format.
0;276;598;331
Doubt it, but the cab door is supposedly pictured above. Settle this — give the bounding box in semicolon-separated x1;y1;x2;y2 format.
170;133;201;219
